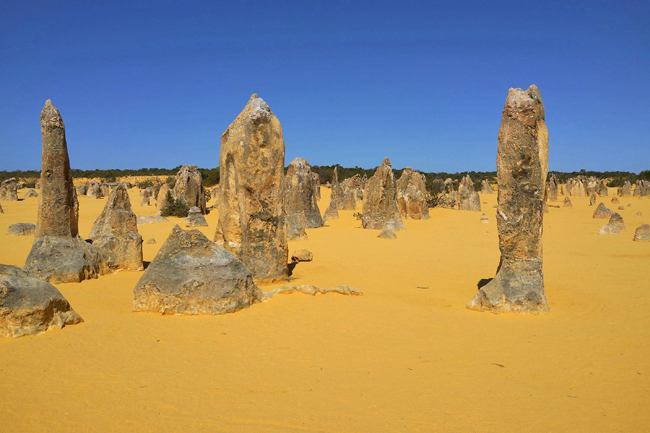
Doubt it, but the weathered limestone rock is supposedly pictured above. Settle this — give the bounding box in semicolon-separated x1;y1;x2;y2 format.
133;225;263;315
378;229;397;239
286;214;308;241
87;181;102;199
6;223;35;236
586;177;598;196
342;174;364;202
331;167;356;211
184;206;208;227
543;201;549;213
632;224;650;242
89;184;143;272
137;215;169;225
618;205;625;211
285;158;323;230
312;173;321;200
24;100;100;284
619;181;632;196
155;184;170;216
608;213;625;232
545;175;559;201
100;183;110;197
611;197;620;204
598;224;619;235
396;167;430;220
444;178;455;193
0;178;18;201
480;213;489;223
323;199;339;221
458;174;481;212
214;94;288;280
563;196;572;207
593;203;613;219
598;180;608;196
291;249;313;262
24;189;39;198
173;165;206;214
362;157;405;230
570;180;587;197
589;193;597;206
35;182;41;190
0;265;83;338
75;184;87;196
140;187;152;206
468;85;549;314
636;211;643;217
146;237;156;245
481;179;494;194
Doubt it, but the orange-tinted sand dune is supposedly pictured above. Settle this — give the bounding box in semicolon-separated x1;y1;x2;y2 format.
1;187;648;432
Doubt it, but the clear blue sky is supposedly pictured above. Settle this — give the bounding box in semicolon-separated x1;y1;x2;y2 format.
1;0;648;173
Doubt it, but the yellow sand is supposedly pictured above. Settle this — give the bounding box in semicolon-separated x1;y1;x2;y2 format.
0;187;648;432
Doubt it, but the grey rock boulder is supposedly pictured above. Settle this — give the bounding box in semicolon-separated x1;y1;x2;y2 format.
7;223;36;236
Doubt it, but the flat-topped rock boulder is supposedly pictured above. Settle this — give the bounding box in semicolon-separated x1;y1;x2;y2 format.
89;184;143;272
593;203;613;219
7;223;35;236
396;167;429;220
214;94;288;280
184;206;208;227
133;225;263;315
24;100;101;284
632;224;650;242
291;249;313;262
468;85;549;314
137;215;169;225
362;157;405;231
285;157;323;230
173;165;206;214
0;265;83;338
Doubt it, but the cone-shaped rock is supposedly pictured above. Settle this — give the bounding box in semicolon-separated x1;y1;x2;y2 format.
184;206;208;227
214;94;288;280
396;167;429;220
285;157;323;229
598;180;608;196
563;196;572;207
331;167;356;210
468;85;549;313
24;100;100;284
362;157;405;230
0;265;83;338
173;165;206;214
593;203;613;219
133;225;263;315
481;179;494;194
89;184;143;272
458;174;481;212
633;224;650;242
608;212;625;231
323;199;339;222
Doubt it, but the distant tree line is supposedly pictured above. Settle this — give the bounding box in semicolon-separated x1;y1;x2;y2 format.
2;166;648;190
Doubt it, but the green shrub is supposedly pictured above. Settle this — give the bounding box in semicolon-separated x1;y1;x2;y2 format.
160;191;189;218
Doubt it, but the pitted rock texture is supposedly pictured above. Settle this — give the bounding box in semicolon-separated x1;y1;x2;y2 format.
331;167;357;211
133;225;263;315
286;214;308;241
632;224;650;242
468;85;549;314
291;249;313;262
362;157;405;231
0;265;83;338
87;181;103;199
396;167;429;220
608;213;626;232
285;157;323;229
458;174;481;212
184;206;209;228
7;223;35;236
593;203;613;219
89;184;143;272
24;100;100;283
214;94;288;280
0;178;18;201
173;165;206;214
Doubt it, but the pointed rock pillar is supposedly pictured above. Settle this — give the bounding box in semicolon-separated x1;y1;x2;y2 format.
362;157;405;230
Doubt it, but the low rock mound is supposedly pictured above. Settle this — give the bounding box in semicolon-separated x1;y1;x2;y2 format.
24;189;39;198
24;237;100;284
611;197;620;204
7;223;35;236
184;206;208;227
608;213;625;231
378;229;396;239
0;265;83;338
598;224;619;235
633;224;650;242
137;215;169;225
291;249;313;262
146;238;156;245
563;197;572;207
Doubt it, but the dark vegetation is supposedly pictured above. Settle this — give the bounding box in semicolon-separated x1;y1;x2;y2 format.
160;191;189;218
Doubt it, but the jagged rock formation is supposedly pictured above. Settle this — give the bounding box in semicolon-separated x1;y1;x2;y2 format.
87;181;103;199
285;158;323;231
586;177;598;196
598;180;608;196
89;184;143;272
633;224;650;242
24;100;101;284
173;165;206;214
468;85;549;314
362;157;405;231
608;213;625;232
133;226;263;315
444;178;455;193
286;214;308;241
563;197;572;207
291;249;313;262
458;174;481;212
396;167;429;220
634;180;648;197
155;184;170;216
24;189;39;198
0;265;83;338
618;181;632;196
184;206;208;227
593;203;613;219
323;199;339;221
342;174;364;202
378;229;397;239
100;183;110;197
6;223;35;236
214;94;288;280
481;180;494;194
331;167;357;211
0;178;18;201
569;179;587;197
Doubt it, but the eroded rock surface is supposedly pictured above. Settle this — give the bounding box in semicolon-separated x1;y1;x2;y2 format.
396;167;429;220
468;85;549;314
137;215;169;225
633;224;650;242
481;180;494;195
285;158;323;230
378;229;397;239
0;178;18;201
173;165;206;214
331;167;357;211
7;223;35;236
0;265;83;338
362;157;405;231
291;249;313;262
563;197;572;207
184;206;208;227
24;189;39;198
155;184;170;216
593;203;613;219
458;174;481;212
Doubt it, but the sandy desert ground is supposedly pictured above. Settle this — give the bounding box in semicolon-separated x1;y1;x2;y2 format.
0;186;649;432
